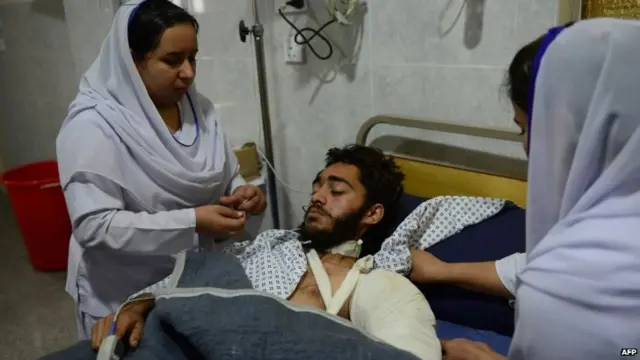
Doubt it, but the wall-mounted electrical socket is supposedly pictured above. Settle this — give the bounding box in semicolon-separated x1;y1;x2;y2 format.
276;1;308;14
284;34;306;64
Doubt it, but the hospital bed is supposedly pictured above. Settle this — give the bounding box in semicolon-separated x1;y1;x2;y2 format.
357;115;528;356
43;116;527;360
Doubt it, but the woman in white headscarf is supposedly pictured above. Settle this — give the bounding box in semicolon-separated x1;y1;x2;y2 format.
436;18;640;360
57;0;266;339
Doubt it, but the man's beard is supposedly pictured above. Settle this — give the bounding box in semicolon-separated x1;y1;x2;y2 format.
297;204;367;253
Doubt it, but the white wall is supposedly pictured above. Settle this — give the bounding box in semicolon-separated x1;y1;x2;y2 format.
0;0;76;168
58;0;560;229
62;0;114;79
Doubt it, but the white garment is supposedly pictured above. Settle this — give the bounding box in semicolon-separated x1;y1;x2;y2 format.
494;252;526;297
56;0;257;336
305;249;441;359
351;270;441;360
511;19;640;360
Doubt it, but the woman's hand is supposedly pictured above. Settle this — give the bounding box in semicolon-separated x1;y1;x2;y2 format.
219;185;266;215
409;249;451;283
411;249;513;298
195;205;247;237
91;297;155;350
441;339;507;360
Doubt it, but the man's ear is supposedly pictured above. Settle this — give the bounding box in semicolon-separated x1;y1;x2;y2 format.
361;203;384;226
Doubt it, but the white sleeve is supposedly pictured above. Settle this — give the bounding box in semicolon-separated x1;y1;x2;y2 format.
65;178;197;255
350;270;441;360
494;252;526;297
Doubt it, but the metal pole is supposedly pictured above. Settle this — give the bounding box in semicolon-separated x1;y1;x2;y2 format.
238;4;281;229
252;0;261;24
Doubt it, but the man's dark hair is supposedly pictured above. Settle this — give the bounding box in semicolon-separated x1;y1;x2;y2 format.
297;145;405;255
128;0;199;62
325;145;405;257
324;144;405;211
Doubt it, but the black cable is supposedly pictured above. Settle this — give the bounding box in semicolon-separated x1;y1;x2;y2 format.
278;8;336;60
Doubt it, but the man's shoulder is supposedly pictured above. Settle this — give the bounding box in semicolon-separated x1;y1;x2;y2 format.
351;269;429;317
361;268;415;290
365;268;408;279
252;229;301;245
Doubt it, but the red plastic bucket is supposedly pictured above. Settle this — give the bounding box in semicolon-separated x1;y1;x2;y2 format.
1;160;71;272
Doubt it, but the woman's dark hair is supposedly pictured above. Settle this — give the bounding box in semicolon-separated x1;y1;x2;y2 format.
128;0;199;62
506;22;575;111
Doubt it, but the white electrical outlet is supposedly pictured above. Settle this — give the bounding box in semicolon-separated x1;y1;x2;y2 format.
285;34;306;64
276;1;308;14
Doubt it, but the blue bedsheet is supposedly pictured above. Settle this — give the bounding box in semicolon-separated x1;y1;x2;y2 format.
436;320;511;356
41;251;421;360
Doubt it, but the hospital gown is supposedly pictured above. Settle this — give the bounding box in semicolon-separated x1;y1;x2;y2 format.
138;196;506;300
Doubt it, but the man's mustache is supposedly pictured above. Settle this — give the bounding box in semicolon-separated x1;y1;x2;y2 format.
302;204;331;218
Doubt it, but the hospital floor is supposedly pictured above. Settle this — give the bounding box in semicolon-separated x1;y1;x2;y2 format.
0;193;76;359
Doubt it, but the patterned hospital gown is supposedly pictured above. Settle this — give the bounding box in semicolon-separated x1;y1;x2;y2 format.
138;196;506;300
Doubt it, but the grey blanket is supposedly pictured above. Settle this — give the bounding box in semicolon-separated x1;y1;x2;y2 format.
41;251;419;360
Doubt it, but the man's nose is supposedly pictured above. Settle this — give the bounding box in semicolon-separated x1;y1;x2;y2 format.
311;191;327;205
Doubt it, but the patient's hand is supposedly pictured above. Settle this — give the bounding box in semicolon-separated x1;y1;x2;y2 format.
441;339;506;360
91;297;155;350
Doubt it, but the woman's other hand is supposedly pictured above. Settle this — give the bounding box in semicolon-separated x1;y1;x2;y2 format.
441;339;507;360
219;185;266;215
195;205;247;237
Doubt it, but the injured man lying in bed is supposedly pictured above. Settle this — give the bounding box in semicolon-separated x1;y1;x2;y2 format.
87;145;506;360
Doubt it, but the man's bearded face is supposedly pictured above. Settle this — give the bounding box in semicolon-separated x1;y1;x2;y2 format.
298;202;367;252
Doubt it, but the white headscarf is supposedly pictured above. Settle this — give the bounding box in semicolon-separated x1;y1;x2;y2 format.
57;0;235;210
512;18;640;359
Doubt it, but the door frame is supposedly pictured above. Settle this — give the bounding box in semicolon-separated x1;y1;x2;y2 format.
558;0;582;24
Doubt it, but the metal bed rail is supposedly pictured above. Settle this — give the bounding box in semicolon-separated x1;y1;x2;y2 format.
356;115;522;146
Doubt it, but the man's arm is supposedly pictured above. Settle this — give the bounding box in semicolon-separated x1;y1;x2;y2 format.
409;249;525;298
91;294;156;349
